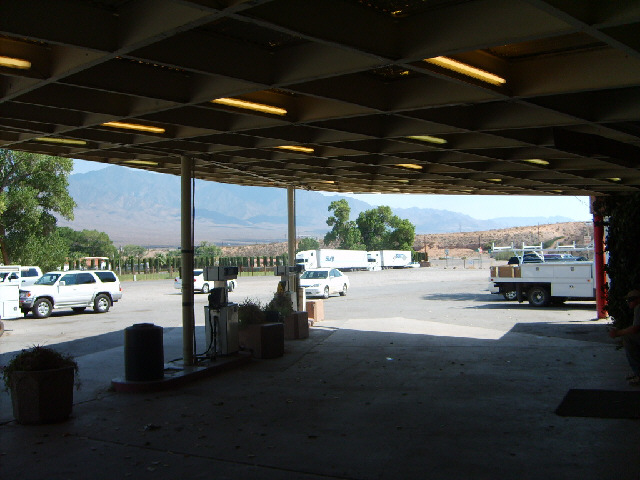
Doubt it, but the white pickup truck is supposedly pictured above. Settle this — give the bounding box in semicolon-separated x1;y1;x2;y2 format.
489;260;595;307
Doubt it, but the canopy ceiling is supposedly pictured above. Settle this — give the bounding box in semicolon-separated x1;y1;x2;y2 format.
1;0;640;196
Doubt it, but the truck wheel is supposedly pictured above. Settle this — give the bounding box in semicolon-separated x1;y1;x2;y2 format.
93;294;111;313
323;286;330;299
33;298;52;318
227;281;235;292
339;284;348;296
202;283;210;294
528;286;550;307
503;290;517;301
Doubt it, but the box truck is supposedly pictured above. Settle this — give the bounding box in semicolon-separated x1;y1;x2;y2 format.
367;250;412;269
295;249;371;271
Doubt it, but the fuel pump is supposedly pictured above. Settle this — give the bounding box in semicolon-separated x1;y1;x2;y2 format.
203;266;239;358
275;264;304;311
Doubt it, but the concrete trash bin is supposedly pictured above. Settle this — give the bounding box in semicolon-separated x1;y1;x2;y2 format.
124;323;164;381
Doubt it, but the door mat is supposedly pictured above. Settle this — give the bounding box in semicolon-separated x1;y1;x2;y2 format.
555;389;640;418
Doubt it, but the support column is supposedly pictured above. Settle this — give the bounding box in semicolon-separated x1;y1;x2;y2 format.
593;212;607;319
181;156;195;366
287;186;297;310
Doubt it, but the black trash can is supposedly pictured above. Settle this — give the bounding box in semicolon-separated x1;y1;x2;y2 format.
124;323;164;381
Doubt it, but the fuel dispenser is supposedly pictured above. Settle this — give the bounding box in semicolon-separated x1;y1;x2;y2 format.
203;266;239;358
275;264;304;311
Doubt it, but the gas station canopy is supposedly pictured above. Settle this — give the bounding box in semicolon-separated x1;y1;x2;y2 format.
1;1;640;196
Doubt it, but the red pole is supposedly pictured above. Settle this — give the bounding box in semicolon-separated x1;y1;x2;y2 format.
593;213;607;319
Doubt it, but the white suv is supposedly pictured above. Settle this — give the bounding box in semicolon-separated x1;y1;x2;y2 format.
19;270;123;318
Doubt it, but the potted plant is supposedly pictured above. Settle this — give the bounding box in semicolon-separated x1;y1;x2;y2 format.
2;345;79;424
265;286;294;322
237;297;284;359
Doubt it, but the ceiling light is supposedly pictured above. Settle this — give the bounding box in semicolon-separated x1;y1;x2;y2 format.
211;98;287;116
124;160;159;166
524;159;550;166
607;178;622;182
102;122;165;134
424;56;506;86
395;163;423;170
406;135;447;145
0;55;31;69
321;180;335;184
34;137;87;146
486;178;502;182
275;145;314;153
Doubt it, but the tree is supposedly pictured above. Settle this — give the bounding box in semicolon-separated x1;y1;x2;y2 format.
297;237;320;252
356;206;415;251
122;244;147;258
194;241;222;258
324;200;364;250
0;150;75;267
57;227;116;257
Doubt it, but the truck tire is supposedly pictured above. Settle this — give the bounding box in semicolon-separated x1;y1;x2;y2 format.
227;280;235;292
202;283;210;294
323;286;330;299
503;290;517;301
528;286;550;307
93;294;111;313
340;284;348;296
33;298;53;318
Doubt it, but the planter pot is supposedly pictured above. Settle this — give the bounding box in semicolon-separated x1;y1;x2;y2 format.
10;366;75;425
284;311;309;340
238;323;284;359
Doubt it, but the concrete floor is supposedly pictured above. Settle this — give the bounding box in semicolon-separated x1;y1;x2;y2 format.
1;269;639;479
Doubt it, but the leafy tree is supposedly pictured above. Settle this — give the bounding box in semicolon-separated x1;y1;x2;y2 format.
324;199;364;250
194;241;222;258
297;237;320;252
356;206;415;251
0;150;75;266
597;194;640;328
57;227;116;257
122;244;146;257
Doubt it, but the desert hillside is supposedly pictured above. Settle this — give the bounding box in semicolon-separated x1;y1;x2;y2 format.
210;221;593;259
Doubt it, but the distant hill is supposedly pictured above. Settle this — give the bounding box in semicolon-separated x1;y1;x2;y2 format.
59;166;575;246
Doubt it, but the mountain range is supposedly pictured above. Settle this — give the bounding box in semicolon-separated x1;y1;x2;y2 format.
59;166;574;247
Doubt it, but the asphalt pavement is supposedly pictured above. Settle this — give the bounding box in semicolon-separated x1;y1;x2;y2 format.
1;267;638;479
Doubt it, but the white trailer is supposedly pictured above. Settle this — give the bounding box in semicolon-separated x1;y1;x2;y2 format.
367;250;412;269
489;261;595;306
295;249;371;271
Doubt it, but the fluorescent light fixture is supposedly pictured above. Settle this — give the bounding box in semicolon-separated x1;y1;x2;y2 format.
34;137;87;146
524;158;550;166
607;177;622;182
211;98;287;116
406;135;447;145
0;56;31;69
395;163;423;170
394;179;410;183
486;178;502;182
275;145;314;153
424;56;506;86
124;160;159;166
102;122;165;134
321;180;335;184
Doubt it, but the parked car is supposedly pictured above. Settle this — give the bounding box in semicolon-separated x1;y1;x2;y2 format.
19;270;123;318
19;266;43;286
299;267;349;299
174;269;237;294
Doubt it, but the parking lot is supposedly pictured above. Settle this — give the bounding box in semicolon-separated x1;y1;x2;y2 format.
3;266;637;480
0;266;602;357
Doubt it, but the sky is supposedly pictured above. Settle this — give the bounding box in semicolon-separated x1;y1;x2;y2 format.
72;159;593;221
